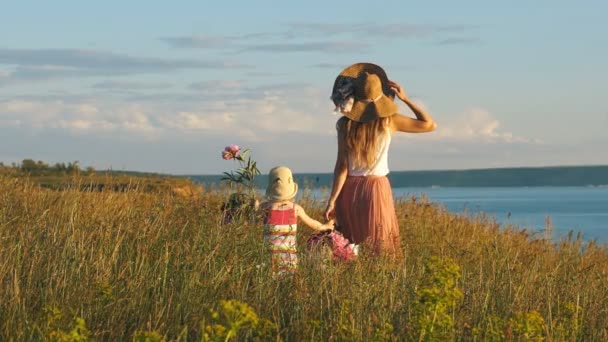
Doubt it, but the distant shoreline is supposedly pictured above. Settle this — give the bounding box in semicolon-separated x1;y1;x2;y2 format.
188;165;608;188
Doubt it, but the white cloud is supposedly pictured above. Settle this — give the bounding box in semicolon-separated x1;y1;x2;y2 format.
75;104;99;116
0;93;602;173
0;99;158;136
1;86;537;150
160;111;234;131
156;91;333;140
58;119;94;130
120;106;158;134
0;86;334;141
431;107;538;144
3;99;41;113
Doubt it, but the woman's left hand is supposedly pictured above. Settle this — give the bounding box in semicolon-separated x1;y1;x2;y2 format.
388;80;408;101
324;201;335;221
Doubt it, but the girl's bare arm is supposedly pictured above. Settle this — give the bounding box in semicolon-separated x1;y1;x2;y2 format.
296;204;334;231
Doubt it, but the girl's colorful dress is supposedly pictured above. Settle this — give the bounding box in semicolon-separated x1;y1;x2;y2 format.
263;205;298;275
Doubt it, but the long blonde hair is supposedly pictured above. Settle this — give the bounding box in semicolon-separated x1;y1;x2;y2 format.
337;116;390;170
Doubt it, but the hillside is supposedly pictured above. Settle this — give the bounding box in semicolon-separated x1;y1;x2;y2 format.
1;173;606;340
0;161;194;193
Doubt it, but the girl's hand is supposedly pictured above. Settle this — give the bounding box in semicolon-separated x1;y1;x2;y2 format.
318;222;334;231
319;219;335;231
388;80;408;102
324;201;335;221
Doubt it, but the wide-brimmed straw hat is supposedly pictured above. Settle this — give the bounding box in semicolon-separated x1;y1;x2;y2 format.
331;63;398;123
266;166;298;201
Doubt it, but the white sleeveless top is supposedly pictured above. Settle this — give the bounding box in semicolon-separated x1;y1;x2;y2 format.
348;129;391;177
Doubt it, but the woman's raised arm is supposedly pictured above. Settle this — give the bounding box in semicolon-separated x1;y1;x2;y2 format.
388;80;436;134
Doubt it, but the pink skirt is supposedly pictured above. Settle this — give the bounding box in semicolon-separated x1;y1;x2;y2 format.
335;175;400;254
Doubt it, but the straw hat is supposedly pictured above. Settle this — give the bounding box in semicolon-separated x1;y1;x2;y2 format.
266;166;298;201
331;63;398;123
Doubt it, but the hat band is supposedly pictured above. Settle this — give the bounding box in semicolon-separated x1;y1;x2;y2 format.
359;94;383;103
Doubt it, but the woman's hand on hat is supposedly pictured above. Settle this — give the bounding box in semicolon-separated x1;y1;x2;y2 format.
388;80;408;102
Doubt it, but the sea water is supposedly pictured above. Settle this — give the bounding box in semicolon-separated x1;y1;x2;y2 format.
305;186;608;243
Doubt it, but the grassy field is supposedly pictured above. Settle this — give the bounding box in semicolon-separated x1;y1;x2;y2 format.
0;166;192;193
1;174;607;341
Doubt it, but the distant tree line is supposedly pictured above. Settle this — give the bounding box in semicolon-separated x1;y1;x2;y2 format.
1;159;96;176
0;159;168;178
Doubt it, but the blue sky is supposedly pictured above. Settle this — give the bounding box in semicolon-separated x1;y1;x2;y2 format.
1;1;607;174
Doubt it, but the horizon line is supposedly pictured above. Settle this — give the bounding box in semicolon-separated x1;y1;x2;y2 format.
185;163;608;177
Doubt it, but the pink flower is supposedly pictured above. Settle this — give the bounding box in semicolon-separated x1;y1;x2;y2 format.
329;232;356;261
225;145;240;154
306;231;357;262
221;151;233;160
333;245;355;261
330;232;349;248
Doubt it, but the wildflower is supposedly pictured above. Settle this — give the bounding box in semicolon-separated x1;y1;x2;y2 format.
220;144;261;223
307;230;357;262
222;144;244;162
225;145;240;154
222;151;233;160
331;234;355;261
220;145;259;189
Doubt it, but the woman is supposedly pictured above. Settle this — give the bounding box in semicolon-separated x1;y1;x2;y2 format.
324;63;436;254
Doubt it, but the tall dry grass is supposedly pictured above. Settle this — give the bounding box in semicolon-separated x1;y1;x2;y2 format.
0;174;607;340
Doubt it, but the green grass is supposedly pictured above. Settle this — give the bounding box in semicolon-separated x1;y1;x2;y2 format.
0;174;607;340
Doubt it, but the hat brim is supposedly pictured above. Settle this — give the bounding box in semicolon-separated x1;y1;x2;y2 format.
345;95;399;123
266;182;298;201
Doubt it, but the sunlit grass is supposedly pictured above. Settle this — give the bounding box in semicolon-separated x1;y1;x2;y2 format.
0;174;607;340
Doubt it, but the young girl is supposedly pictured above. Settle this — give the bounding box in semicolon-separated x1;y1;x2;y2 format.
261;166;333;275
